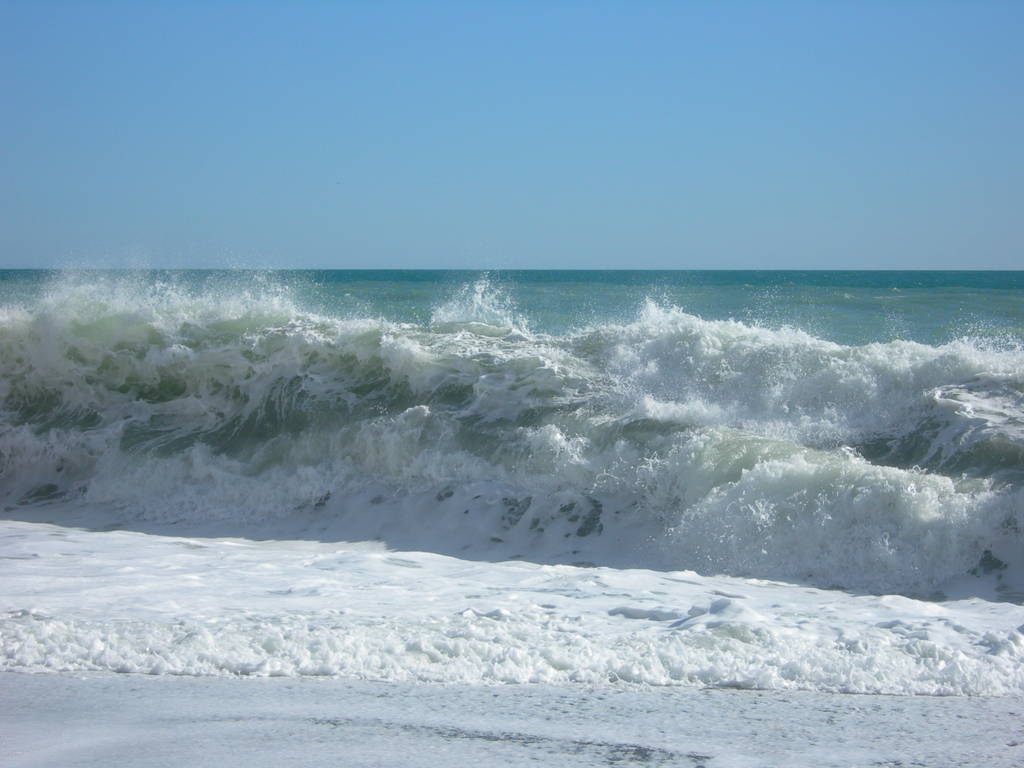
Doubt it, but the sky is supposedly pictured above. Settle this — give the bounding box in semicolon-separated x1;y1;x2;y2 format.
1;0;1021;270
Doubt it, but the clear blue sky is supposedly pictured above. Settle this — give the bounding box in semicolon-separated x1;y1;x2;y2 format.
1;0;1021;269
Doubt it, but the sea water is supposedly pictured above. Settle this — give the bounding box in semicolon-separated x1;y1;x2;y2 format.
1;269;1023;695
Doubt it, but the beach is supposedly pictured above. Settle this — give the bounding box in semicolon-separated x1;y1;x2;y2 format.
5;673;1024;767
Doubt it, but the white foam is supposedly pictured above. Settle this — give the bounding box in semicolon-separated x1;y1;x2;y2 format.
2;520;1023;694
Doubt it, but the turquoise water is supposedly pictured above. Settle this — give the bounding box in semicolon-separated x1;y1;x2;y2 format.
2;269;1022;344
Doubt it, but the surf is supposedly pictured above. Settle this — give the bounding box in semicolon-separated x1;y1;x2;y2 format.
1;272;1022;600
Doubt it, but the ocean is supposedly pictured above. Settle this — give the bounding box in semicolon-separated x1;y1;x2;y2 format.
2;269;1023;711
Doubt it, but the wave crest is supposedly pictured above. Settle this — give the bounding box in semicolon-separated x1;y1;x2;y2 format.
2;276;1023;598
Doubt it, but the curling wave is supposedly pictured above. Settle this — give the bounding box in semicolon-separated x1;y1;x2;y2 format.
1;275;1022;598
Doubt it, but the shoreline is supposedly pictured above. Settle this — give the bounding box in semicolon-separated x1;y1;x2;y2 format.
4;671;1023;767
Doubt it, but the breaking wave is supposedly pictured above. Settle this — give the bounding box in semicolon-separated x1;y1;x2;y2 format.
2;273;1022;598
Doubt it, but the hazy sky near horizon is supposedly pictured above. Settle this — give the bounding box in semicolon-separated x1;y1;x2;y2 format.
2;1;1021;269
